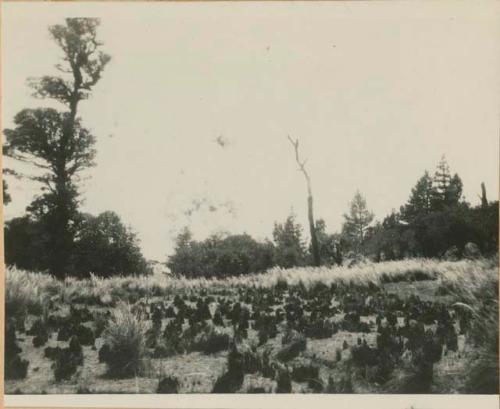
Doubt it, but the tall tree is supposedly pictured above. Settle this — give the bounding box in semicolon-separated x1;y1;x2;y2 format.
341;190;374;255
431;155;463;208
287;136;321;266
432;155;452;198
3;18;110;278
400;171;434;222
273;213;306;268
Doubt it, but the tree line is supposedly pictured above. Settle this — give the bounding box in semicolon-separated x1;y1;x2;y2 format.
167;156;498;278
3;18;498;279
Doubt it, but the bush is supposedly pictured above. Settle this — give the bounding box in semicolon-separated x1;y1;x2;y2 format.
101;303;148;378
304;318;336;339
157;376;180;393
291;363;319;383
276;330;307;361
275;368;292;393
212;370;244;393
5;320;29;380
191;325;231;354
52;336;84;381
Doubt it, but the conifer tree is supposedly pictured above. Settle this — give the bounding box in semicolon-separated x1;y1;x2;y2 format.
401;171;434;222
341;191;374;255
431;155;462;209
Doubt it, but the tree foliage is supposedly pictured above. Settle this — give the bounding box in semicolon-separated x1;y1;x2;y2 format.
4;216;50;271
73;211;151;278
4;212;150;278
272;213;307;268
400;171;434;223
167;229;275;278
313;219;341;266
364;157;497;260
430;155;463;209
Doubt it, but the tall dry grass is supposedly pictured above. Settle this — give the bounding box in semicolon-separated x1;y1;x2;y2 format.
101;303;149;378
5;258;498;306
438;256;499;393
5;267;51;322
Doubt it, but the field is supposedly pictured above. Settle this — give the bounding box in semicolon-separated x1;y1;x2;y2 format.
4;258;499;394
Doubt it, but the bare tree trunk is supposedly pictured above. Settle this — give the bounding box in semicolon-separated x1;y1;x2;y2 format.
481;182;488;208
287;135;321;266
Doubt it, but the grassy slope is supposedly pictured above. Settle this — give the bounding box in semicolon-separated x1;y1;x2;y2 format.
4;258;498;394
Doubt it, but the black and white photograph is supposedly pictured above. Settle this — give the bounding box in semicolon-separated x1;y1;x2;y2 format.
1;1;499;406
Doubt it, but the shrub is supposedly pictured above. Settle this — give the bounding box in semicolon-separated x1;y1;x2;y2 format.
247;386;266;393
325;376;336;393
291;363;319;383
340;312;371;333
44;346;63;360
451;266;499;394
6;355;29;380
33;331;49;348
276;330;307;362
5;320;29;380
52;336;84;382
191;325;231;354
98;344;111;363
212;370;244;393
53;349;82;381
159;321;186;356
212;309;224;326
213;346;245;392
101;303;148;378
275;368;292;393
74;324;95;346
304;318;336;339
157;376;180;393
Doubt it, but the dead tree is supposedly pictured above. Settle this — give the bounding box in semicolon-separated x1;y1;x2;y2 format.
287;135;321;266
480;182;488;208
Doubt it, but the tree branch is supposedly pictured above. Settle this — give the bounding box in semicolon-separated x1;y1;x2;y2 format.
287;135;312;196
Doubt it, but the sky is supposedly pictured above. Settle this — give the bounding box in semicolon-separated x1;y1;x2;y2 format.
2;2;499;261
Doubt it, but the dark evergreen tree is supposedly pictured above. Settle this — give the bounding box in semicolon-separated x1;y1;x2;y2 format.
341;191;374;255
272;212;307;268
431;155;463;209
400;171;434;223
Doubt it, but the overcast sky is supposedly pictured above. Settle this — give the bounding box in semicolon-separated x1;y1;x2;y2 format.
2;2;499;261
